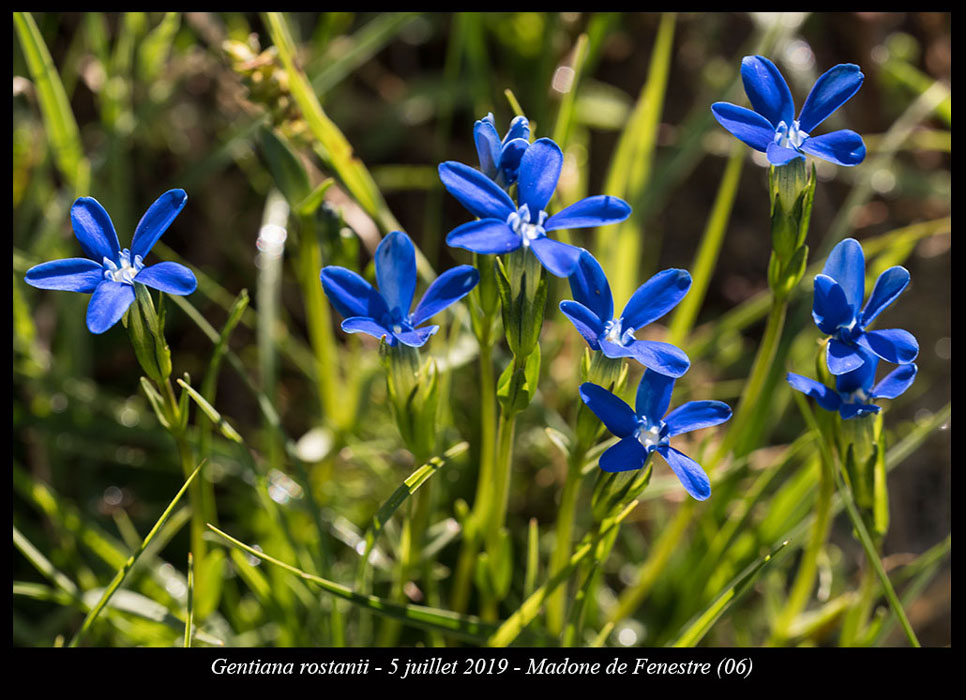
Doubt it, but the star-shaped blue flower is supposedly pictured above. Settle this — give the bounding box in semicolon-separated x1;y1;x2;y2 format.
559;250;691;377
813;237;918;375
712;55;866;167
320;230;479;347
474;113;530;188
787;346;917;420
579;370;732;501
24;190;198;334
439;137;631;278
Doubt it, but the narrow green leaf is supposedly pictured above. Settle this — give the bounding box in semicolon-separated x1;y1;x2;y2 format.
68;460;207;647
207;524;496;644
671;540;789;647
13;12;90;193
176;379;244;444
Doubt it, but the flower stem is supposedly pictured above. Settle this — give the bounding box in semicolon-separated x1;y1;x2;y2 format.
450;338;496;613
546;444;586;636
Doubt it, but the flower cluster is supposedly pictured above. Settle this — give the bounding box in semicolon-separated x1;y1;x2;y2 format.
712;55;866;167
321;230;479;348
439;135;630;278
24;190;197;334
788;237;919;419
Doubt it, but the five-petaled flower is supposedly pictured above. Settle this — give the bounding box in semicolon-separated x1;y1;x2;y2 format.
474;113;530;189
579;370;732;501
24;190;198;334
439;137;631;278
320;230;479;347
787;346;917;420
711;55;866;167
813;237;918;375
560;250;691;377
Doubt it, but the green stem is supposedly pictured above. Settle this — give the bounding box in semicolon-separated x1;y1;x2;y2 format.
546;445;586;636
720;293;787;458
488;404;518;551
450;338;496;613
769;452;834;645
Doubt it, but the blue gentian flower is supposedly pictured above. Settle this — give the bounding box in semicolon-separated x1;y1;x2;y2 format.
711;55;866;167
320;230;479;347
813;237;918;375
439;138;631;278
474;113;530;188
24;190;197;334
579;370;732;501
560;250;691;377
787;346;917;420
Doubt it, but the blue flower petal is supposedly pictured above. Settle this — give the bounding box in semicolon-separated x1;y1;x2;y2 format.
71;197;121;264
86;280;135;334
799;130;866;166
438;161;516;220
835;346;878;394
635;369;675;424
657;445;711;501
130;189;188;259
516;138;562;215
394;325;439;348
134;261;197;295
498;138;529;183
341;316;393;343
320;266;390;320
375;231;417;316
621;268;692;331
786;373;843;412
797;63;864;134
502;115;530;145
543;195;631;231
710;102;776;152
858;329;919;365
579;382;640;438
871;363;918;400
445;219;521;255
599;437;649;473
663;400;732;438
568;250;613;322
411;265;480;326
823;238;866;316
603;339;690;378
25;258;104;292
529;236;582;277
812;273;854;334
474;115;501;178
741;55;795;128
861;266;910;328
559;300;604;351
827;337;866;375
766;142;804;166
840;402;880;420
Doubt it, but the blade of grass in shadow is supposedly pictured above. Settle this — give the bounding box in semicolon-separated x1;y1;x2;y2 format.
68;460;207;647
598;12;675;303
13;12;90;194
207;524;497;644
671;539;789;647
13;525;79;597
184;552;194;648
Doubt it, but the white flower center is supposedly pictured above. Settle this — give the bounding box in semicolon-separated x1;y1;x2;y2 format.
774;120;808;150
636;423;663;451
603;318;636;346
102;249;143;286
507;205;548;248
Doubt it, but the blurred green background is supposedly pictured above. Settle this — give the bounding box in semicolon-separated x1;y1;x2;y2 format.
13;12;950;647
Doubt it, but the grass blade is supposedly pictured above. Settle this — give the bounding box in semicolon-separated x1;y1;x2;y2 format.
671;540;789;647
184;552;194;648
68;460;207;647
207;524;496;644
